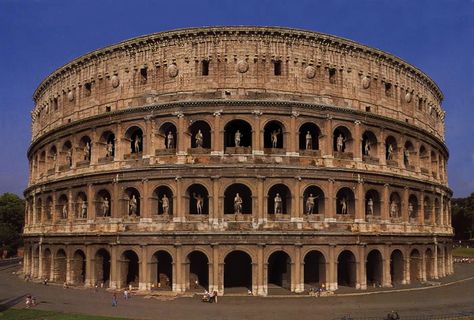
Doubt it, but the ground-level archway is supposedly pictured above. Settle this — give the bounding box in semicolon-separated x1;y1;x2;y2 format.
366;250;383;287
224;251;252;293
120;250;139;288
71;250;86;285
303;250;326;290
54;249;67;283
151;251;173;290
268;251;291;291
94;249;111;287
186;251;209;291
410;249;422;282
390;250;404;285
337;250;356;288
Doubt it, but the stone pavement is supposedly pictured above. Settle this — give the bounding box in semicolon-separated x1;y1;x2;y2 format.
1;263;474;320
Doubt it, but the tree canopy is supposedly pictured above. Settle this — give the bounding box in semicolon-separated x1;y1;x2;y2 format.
452;192;474;240
0;193;24;257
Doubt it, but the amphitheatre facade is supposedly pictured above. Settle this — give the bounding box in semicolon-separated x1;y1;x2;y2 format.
23;26;452;295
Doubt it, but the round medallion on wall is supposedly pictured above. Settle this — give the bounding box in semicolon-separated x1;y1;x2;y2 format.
111;75;120;88
67;91;74;101
168;64;179;78
362;76;371;89
237;60;249;73
305;66;316;79
405;92;412;103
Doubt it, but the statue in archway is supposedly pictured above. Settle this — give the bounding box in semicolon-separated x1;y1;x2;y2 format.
390;200;399;217
271;129;281;148
274;193;282;214
166;131;174;149
305;131;312;150
101;197;110;216
336;134;345;152
133;135;141;153
234;130;242;147
387;143;393;160
129;194;138;216
367;197;374;215
195;129;203;148
84;141;91;161
193;193;204;214
66;149;73;166
160;194;169;215
62;203;68;219
234;193;243;214
340;196;348;214
404;149;410;165
408;202;414;218
106;141;114;157
364;140;371;156
306;193;319;214
80;199;87;218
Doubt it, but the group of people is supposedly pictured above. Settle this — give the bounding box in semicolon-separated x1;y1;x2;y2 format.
202;290;219;303
309;284;326;297
25;294;37;308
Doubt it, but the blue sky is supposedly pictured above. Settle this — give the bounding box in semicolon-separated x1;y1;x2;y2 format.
0;0;473;197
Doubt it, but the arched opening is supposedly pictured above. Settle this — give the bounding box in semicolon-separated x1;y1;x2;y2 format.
437;246;444;277
95;189;111;217
35;198;42;222
121;250;139;288
57;194;68;220
45;196;53;221
366;250;383;287
186;184;209;215
264;120;285;152
385;136;398;163
99;131;115;160
39;151;46;173
94;249;111;287
336;187;355;215
390;250;404;285
362;131;378;160
157;122;177;151
186;251;209;291
337;250;357;288
303;185;325;215
54;249;67;283
365;189;381;217
224;183;252;214
389;192;401;218
48;145;57;172
151;251;173;290
410;249;421;282
79;136;92;163
409;195;419;220
267;184;291;215
75;192;87;219
123;187;140;216
61;141;73;168
419;146;429;174
268;251;291;291
425;248;434;280
434;198;441;225
424;196;432;223
404;140;415;168
224;251;252;292
124;126;143;155
189;120;211;149
303;250;326;290
43;248;52;280
71;250;86;285
152;186;173;215
224;119;252;153
333;126;353;156
299;122;320;151
431;150;438;177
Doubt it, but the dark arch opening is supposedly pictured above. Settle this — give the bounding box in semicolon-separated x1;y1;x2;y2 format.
224;183;252;214
264;120;284;149
267;184;291;214
72;250;86;285
268;251;291;290
362;131;378;159
79;136;92;162
385;136;398;161
299;122;320;151
54;249;67;283
303;186;325;215
100;131;115;158
336;187;355;215
125;126;143;154
404;140;414;167
337;250;356;288
95;249;111;287
75;192;87;219
152;251;173;290
224;251;252;292
365;189;381;216
409;195;419;219
43;248;52;280
424;196;432;223
389;192;401;218
187;251;209;291
121;250;139;287
410;249;421;282
124;187;140;216
333;126;352;154
158;122;177;150
189;121;211;149
366;250;383;287
96;189;111;217
224;119;252;153
152;186;173;215
390;250;404;285
425;249;434;280
186;184;209;215
304;251;326;290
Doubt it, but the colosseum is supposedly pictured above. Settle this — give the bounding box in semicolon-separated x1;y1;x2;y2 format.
23;26;453;295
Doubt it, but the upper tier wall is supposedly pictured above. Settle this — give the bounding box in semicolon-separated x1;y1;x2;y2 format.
31;26;445;141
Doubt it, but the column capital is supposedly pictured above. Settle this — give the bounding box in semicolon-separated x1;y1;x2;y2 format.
252;110;263;117
290;111;300;118
212;109;223;117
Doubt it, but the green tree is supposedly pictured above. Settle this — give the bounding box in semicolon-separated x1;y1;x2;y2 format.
452;192;474;240
0;193;25;257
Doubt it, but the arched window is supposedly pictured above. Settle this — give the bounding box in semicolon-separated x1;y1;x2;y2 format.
362;131;378;162
123;188;140;216
152;186;173;215
431;150;438;178
389;192;401;218
95;189;111;217
264;121;285;153
186;184;209;215
224;119;252;154
299;122;321;152
404;140;415;169
419;146;429;175
99;131;115;161
267;184;291;214
365;189;381;217
333;126;353;157
61;141;73;169
302;185;325;215
57;194;68;220
336;187;355;215
423;196;432;223
48;145;57;172
156;122;177;154
385;136;398;164
78;136;92;163
124;126;143;157
189;121;211;151
75;192;87;219
45;196;53;221
408;195;418;220
224;184;252;214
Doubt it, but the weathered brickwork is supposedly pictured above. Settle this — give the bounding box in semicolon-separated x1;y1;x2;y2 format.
23;27;452;296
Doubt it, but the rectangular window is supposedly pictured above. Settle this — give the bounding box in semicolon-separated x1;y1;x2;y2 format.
329;68;336;84
53;98;58;110
202;60;209;76
365;106;371;112
385;83;392;97
418;98;423;110
274;61;282;76
84;82;92;96
106;106;111;112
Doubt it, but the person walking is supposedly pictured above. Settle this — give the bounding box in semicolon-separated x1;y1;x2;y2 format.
112;293;118;307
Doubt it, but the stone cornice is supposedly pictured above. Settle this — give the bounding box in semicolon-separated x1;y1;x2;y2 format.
32;26;443;103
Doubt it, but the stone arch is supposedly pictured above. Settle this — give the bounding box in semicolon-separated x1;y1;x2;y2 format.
404;140;415;167
303;185;325;215
224;119;252;153
419;145;429;172
362;130;378;159
385;135;398;161
224;250;252;292
95;189;111;217
57;194;68;220
268;250;292;291
390;249;404;285
366;249;383;287
389;192;402;218
79;135;92;162
337;250;357;288
99;130;115;158
186;251;209;291
434;198;441;225
150;250;173;290
71;249;86;285
425;248;435;280
408;194;419;219
303;250;326;290
75;191;87;219
431;150;438;177
152;185;173;215
94;248;111;287
61;140;73;167
298;122;321;151
410;249;422;282
264;120;285;150
333;125;353;154
35;197;43;222
423;195;432;223
123;187;140;216
48;145;57;170
120;249;140;288
43;248;52;280
54;248;67;283
224;183;252;214
156;121;177;150
45;196;53;220
336;187;355;215
267;183;291;214
189;120;211;149
124;125;143;154
365;189;381;216
39;150;46;173
185;184;209;215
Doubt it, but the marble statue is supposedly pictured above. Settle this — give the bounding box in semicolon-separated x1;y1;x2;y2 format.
195;129;203;148
80;199;87;218
340;196;348;214
364;140;371;156
129;194;138;215
161;194;169;215
408;202;414;218
167;131;174;149
274;193;282;214
271;129;281;148
336;134;345;152
66;149;72;166
367;197;374;215
234;193;243;214
84;141;91;161
102;197;110;216
306;193;319;214
404;149;410;165
106;141;114;157
234;130;242;147
387;144;393;160
305;131;312;150
133;136;141;153
62;203;68;219
193;193;204;214
390;200;399;217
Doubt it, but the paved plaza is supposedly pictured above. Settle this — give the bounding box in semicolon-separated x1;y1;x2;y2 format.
1;263;474;320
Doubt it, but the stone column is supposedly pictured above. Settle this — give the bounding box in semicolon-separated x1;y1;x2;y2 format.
141;179;150;219
257;244;266;295
109;244;119;289
404;257;410;284
211;110;223;155
174;177;184;222
257;176;265;224
325;179;335;221
177;112;186;155
143;116;152;157
66;256;73;284
402;187;409;223
379;128;386;166
175;244;184;292
419;191;425;225
355;181;365;222
87;184;95;221
67;189;74;222
90;128;98;165
32;196;37;225
357;245;367;290
38;244;44;280
210;244;219;293
139;245;148;290
421;251;427;282
114;122;124;161
323;115;333;158
353;120;362;161
252;112;263;155
292;178;301;221
211;176;220;224
382;184;390;221
218;261;224;295
433;244;439;279
85;244;94;287
112;181;120;218
294;245;304;292
288;112;298;155
51;191;57;223
439;194;444;227
328;245;337;291
382;246;392;287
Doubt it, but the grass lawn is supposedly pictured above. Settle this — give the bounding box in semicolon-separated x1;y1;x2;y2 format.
453;247;474;257
0;308;125;320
